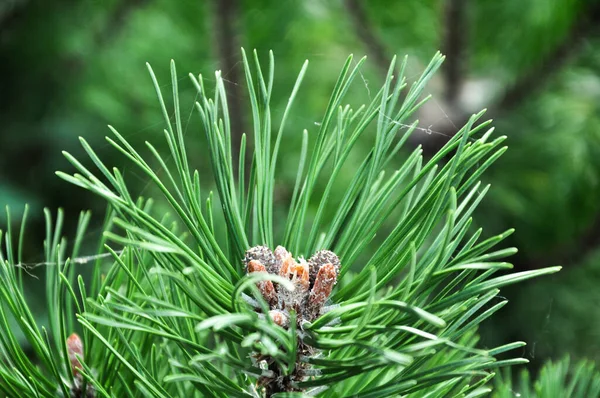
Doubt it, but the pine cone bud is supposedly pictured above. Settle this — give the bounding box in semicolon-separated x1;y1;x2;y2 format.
291;259;310;293
67;333;84;378
244;245;280;274
268;310;290;328
308;250;340;287
247;260;278;307
274;245;294;279
308;263;338;319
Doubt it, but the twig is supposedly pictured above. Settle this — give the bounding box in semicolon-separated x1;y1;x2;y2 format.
0;0;28;29
419;2;600;155
94;0;151;47
210;0;245;167
343;0;393;76
515;215;600;270
496;3;600;111
441;0;467;103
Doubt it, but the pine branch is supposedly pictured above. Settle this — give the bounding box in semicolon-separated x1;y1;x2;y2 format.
0;0;28;29
93;0;151;47
496;2;600;111
441;0;467;103
1;50;563;397
210;0;245;167
515;214;600;271
343;0;392;76
345;1;600;160
417;0;600;156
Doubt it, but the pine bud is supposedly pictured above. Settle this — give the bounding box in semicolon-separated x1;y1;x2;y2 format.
308;250;340;287
274;245;294;279
247;260;278;306
291;259;310;293
66;333;96;398
308;263;338;319
268;310;290;328
67;333;84;378
244;245;280;274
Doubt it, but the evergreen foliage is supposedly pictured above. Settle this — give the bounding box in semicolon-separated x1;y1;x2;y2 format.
0;52;561;397
493;357;600;398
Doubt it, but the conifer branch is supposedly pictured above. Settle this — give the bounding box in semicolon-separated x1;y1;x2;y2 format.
211;0;245;166
496;2;600;111
441;0;467;103
0;50;563;398
343;0;392;76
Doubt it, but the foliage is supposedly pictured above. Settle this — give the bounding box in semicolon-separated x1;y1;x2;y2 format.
487;248;600;365
492;356;600;398
0;52;561;397
3;3;600;368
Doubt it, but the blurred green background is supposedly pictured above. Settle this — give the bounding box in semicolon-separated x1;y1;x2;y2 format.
2;0;600;376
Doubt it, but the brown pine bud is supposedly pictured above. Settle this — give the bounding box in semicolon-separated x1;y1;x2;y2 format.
308;263;338;319
67;333;84;378
268;310;290;328
274;245;294;279
275;246;309;291
247;260;278;307
244;245;279;274
290;259;310;293
67;334;97;398
308;250;340;287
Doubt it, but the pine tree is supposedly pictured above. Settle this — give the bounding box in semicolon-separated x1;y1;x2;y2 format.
0;51;561;397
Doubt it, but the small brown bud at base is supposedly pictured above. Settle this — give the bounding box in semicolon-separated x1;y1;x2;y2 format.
275;245;295;279
247;260;278;306
290;259;310;293
244;245;280;274
308;250;340;287
67;333;84;377
308;263;338;318
67;333;96;397
268;310;290;328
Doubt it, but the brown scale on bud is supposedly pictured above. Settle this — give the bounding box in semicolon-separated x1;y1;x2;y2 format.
247;260;278;307
275;245;295;279
281;257;309;293
67;333;84;378
292;259;310;293
308;250;340;287
280;258;310;314
244;245;280;274
268;310;290;328
66;333;96;398
308;263;338;320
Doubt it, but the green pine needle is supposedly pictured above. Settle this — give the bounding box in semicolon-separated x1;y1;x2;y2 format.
0;50;563;397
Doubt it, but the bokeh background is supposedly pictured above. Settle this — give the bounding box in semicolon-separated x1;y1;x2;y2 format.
2;0;600;375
